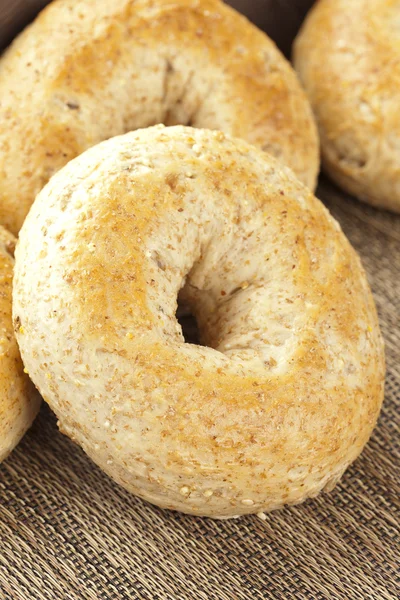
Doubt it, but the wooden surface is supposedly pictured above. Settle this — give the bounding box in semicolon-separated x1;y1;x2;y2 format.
229;0;314;55
0;0;48;50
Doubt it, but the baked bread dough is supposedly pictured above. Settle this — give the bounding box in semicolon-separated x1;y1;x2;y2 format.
13;125;385;517
0;226;40;463
294;0;400;212
0;0;319;234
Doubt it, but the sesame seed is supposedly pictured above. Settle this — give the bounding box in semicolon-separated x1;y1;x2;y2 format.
213;131;225;141
180;486;190;496
241;498;254;506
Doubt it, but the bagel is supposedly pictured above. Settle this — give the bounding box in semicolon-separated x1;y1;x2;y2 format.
0;0;319;235
0;226;40;463
13;125;384;518
293;0;400;212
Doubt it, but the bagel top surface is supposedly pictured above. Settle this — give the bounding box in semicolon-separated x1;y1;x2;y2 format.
293;0;400;212
0;0;319;234
13;125;384;517
0;225;40;463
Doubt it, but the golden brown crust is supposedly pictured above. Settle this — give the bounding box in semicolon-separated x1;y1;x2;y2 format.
14;126;384;517
0;225;40;463
0;0;319;234
293;0;400;212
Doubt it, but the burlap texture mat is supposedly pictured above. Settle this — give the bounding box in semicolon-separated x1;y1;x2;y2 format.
0;178;399;599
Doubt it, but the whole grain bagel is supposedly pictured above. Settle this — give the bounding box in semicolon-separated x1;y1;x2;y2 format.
0;226;40;463
293;0;400;212
13;125;384;518
0;0;319;235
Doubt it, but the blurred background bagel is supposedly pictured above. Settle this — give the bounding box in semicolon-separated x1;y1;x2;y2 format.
0;0;315;55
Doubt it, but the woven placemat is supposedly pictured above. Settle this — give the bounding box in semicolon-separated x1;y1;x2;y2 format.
1;178;399;600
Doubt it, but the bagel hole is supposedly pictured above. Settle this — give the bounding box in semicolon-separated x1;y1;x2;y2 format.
176;303;201;345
